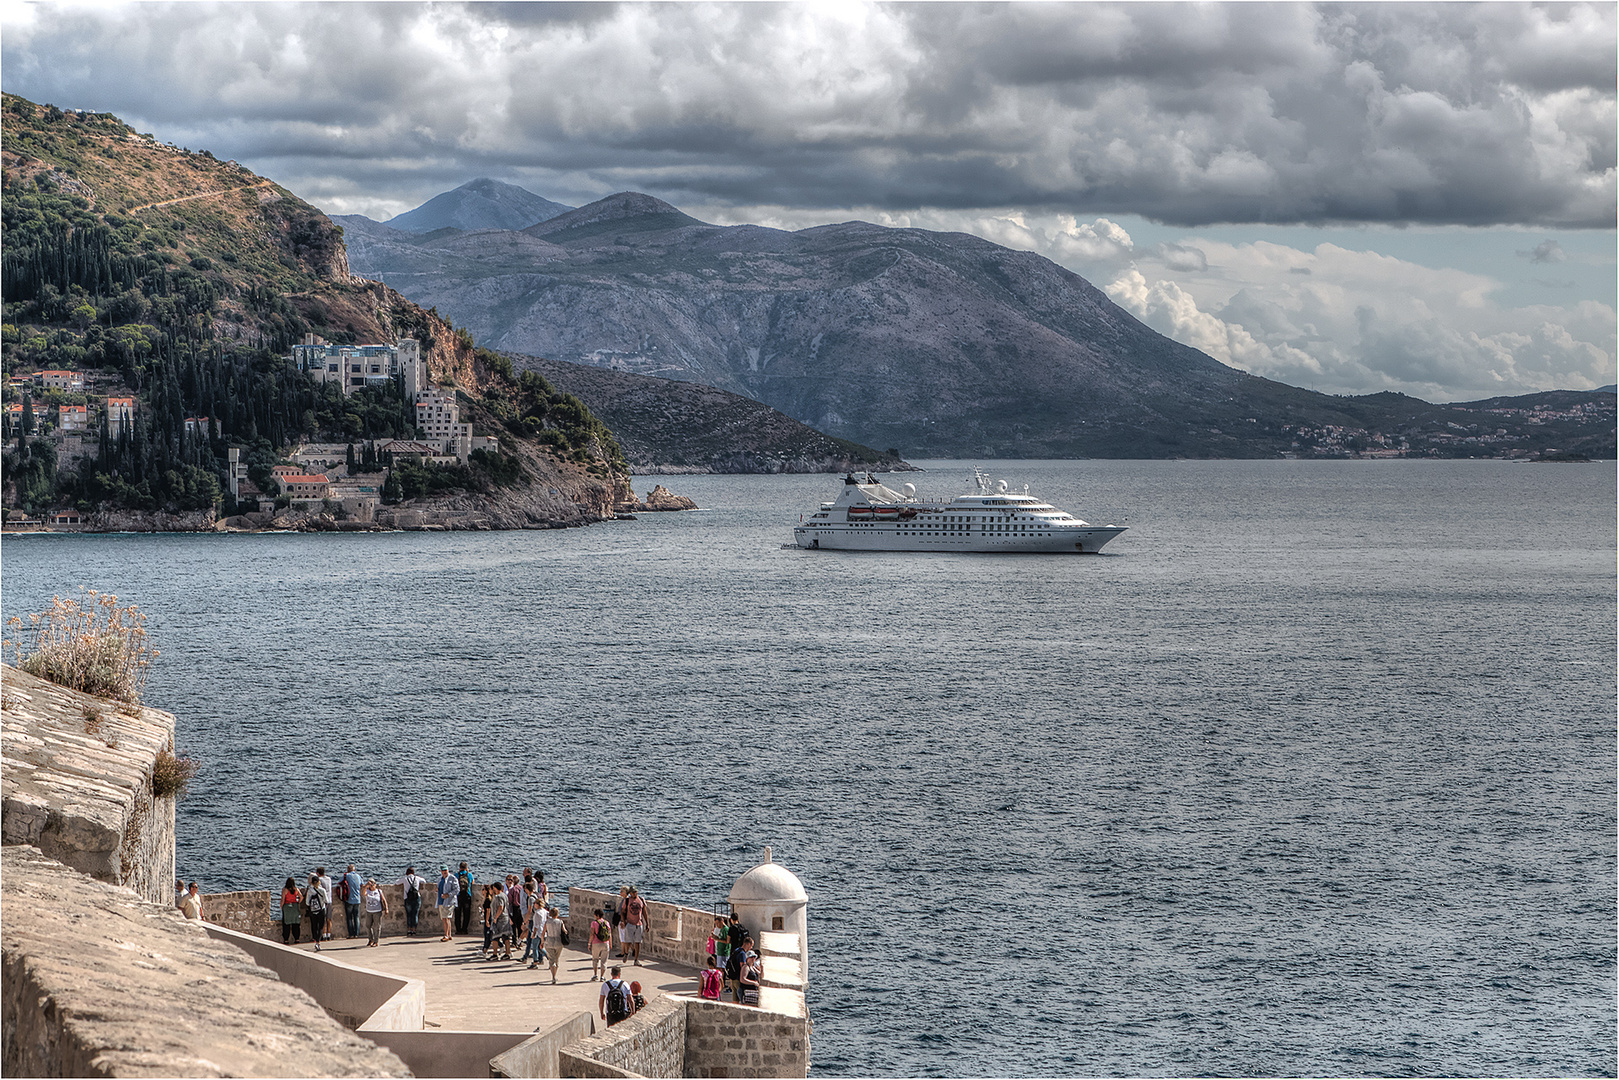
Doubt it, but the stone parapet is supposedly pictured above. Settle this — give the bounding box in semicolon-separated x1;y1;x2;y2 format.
566;887;720;972
1;664;176;905
682;997;810;1078
0;845;410;1078
559;995;685;1079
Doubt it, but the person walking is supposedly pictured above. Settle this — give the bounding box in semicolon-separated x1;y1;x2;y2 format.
488;891;513;960
436;866;457;941
620;887;647;966
280;878;304;944
342;864;364;939
542;905;564;984
600;966;635;1027
455;862;474;936
362;878;389;946
398;866;426;937
522;884;547;968
506;875;525;950
481;884;497;954
307;870;331;950
589;908;612;981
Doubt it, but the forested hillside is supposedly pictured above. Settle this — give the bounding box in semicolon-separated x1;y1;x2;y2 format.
0;93;630;521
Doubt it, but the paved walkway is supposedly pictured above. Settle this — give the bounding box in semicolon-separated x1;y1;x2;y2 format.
290;933;701;1033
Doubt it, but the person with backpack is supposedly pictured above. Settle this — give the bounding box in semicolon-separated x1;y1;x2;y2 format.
620;886;648;965
600;966;636;1027
589;908;612;981
699;955;724;1000
725;914;747;1000
397;866;426;937
307;868;331;951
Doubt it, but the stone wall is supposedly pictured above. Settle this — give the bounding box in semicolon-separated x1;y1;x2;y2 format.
0;845;410;1078
1;664;176;905
682;998;810;1078
202;880;469;942
566;887;719;972
559;995;685;1079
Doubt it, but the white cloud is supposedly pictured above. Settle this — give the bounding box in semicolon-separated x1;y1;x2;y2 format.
1104;241;1615;399
2;2;1614;226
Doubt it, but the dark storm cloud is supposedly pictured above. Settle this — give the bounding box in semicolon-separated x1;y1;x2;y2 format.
2;2;1613;226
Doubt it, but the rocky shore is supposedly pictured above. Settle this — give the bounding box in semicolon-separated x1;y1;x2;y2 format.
4;484;697;535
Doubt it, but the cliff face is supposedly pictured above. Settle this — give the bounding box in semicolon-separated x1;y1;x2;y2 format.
0;664;176;905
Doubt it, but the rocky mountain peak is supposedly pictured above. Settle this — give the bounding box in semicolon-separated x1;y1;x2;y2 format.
523;191;706;241
384;177;572;234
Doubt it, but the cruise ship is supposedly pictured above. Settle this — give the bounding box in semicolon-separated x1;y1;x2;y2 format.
792;470;1126;553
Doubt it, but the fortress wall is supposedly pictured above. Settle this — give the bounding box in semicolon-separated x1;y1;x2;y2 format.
2;664;176;905
559;994;685;1079
490;1013;596;1079
682;998;810;1078
0;845;409;1078
566;887;718;971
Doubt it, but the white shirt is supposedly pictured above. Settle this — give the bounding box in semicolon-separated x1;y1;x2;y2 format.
313;875;332;905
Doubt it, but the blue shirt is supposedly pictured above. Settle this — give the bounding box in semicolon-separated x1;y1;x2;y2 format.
343;871;363;902
438;874;456;904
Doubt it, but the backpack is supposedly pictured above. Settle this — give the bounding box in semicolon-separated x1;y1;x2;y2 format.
605;979;629;1019
725;948;743;980
594;918;610;942
700;968;723;999
406;877;418;898
308;889;325;913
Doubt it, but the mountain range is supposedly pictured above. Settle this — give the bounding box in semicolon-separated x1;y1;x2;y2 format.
336;184;1616;460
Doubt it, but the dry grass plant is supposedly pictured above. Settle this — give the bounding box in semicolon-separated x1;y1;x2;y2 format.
151;747;199;800
5;590;158;704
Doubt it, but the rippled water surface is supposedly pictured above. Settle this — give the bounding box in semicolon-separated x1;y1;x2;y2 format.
4;460;1615;1077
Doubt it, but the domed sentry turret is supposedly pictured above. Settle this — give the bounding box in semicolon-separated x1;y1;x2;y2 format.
727;847;809;982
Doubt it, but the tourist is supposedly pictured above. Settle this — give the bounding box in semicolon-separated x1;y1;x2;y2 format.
436;866;457;941
699;955;724;1000
362;878;388;947
724;920;747;1002
506;875;525;949
280;877;303;944
308;869;332;950
481;884;497;954
589;908;612;981
630;980;648;1013
710;914;731;975
739;940;761;1006
535;870;549;906
180;881;202;920
600;966;635;1027
174;878;186;910
522;886;545;968
614;886;630;959
316;867;336;942
620;886;647;965
454;862;474;936
488;891;513;959
342;864;364;939
542;905;564;983
398;865;426;936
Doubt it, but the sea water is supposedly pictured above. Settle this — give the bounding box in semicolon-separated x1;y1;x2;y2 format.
3;460;1614;1077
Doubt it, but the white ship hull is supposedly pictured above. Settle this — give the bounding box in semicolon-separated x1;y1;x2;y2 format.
793;521;1126;553
792;470;1126;554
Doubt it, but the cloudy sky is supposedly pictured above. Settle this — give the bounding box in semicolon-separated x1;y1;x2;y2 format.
4;1;1614;400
